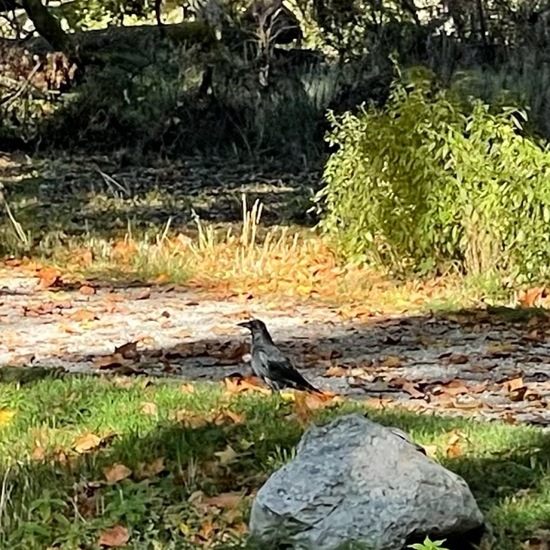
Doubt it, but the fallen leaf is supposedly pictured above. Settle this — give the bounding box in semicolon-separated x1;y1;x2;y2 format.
507;377;525;391
70;309;98;322
324;365;347;377
135;457;165;479
402;381;424;399
74;432;102;453
93;353;125;370
154;274;170;284
79;285;96;296
421;445;439;458
115;341;140;360
0;408;15;426
36;267;63;289
223;375;271;395
140;402;158;416
523;529;550;550
222;410;245;424
506;377;528;401
198;518;215;540
59;323;82;334
173;410;211;428
485;343;517;358
215;445;239;466
436;380;470;397
135;289;151;300
98;525;130;547
9;352;35;365
292;391;331;425
202;492;245;509
443;353;469;365
445;430;466;458
518;287;545;308
381;356;402;368
103;463;132;483
180;383;195;394
452;395;481;409
31;444;46;461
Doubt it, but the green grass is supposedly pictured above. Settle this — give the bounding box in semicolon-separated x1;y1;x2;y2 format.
0;373;549;549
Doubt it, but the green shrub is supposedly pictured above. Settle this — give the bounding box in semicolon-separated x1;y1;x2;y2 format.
316;69;550;282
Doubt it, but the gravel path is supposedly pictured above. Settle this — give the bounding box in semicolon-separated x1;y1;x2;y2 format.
2;265;550;427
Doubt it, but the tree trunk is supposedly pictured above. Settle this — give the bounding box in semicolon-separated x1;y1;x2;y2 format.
21;0;71;52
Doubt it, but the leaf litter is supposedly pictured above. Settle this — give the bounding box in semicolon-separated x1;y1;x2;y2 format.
2;264;550;427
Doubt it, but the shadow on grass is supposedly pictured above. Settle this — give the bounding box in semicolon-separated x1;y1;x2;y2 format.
0;376;548;550
0;152;322;258
2;302;550;548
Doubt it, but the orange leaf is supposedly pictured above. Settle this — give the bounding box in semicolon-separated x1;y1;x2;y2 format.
445;430;466;458
198;519;215;540
291;392;331;425
79;285;96;296
401;381;424;399
74;433;102;453
438;380;469;397
518;287;545;307
324;365;347;377
31;444;46;461
180;383;195;394
98;525;130;547
154;273;170;284
36;267;63;289
103;463;132;483
223;375;271;395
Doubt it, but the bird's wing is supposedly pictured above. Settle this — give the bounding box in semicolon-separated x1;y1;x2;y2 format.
257;349;318;391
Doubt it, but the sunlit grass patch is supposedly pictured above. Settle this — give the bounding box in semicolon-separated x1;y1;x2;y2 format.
0;374;549;549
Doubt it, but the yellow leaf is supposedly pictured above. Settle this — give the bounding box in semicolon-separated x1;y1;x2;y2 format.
214;444;239;466
103;463;132;484
74;432;102;453
279;390;296;402
140;402;158;416
0;408;15;426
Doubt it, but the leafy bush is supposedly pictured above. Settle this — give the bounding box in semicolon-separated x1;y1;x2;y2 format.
316;69;550;282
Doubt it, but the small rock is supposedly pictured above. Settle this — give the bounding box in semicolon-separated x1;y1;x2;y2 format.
250;414;485;550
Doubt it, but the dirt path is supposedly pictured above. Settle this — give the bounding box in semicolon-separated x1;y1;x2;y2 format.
2;265;550;427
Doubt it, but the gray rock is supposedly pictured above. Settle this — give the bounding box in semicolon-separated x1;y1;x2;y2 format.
250;414;484;550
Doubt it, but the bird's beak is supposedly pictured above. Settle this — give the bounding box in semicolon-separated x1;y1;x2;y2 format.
237;321;252;330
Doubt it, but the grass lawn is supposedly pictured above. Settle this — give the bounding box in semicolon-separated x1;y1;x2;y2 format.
0;373;549;549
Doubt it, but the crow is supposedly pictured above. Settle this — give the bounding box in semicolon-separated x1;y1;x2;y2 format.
238;318;323;394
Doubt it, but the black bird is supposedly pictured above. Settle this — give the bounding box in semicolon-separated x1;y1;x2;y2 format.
238;318;323;394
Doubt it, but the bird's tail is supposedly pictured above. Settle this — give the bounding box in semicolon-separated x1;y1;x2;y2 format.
297;378;324;395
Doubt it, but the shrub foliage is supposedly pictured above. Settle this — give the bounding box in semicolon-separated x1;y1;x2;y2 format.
317;70;550;281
